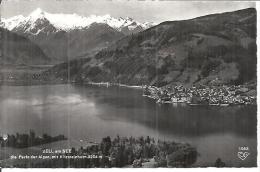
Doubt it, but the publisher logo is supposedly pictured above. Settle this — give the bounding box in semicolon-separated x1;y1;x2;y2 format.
237;147;250;161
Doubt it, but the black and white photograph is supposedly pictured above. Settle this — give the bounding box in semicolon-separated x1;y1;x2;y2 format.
0;0;258;169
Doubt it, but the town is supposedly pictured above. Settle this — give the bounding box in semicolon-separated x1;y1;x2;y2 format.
143;84;256;106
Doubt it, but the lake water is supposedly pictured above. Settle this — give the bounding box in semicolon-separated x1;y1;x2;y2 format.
0;84;257;167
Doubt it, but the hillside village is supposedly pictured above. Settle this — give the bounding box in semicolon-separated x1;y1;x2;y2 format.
143;83;256;105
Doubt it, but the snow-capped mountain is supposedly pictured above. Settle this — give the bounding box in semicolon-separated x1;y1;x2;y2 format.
1;8;155;34
0;8;156;62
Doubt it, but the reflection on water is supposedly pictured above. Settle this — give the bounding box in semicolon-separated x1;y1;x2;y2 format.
0;84;257;167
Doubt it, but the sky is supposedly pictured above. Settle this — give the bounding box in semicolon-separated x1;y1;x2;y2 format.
0;0;256;23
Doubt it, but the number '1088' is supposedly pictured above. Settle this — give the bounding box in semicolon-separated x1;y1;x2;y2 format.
238;147;249;151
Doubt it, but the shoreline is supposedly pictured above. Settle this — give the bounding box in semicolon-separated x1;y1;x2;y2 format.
0;81;256;106
85;81;143;89
0;135;198;168
142;85;256;106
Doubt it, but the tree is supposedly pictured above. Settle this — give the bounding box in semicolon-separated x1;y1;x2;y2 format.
214;158;226;167
166;147;197;167
101;136;112;155
145;136;151;144
29;130;36;146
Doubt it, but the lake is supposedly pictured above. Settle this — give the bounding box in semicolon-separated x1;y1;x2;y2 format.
0;84;257;167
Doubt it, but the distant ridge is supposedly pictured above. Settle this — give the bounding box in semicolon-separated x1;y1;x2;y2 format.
0;8;156;62
41;8;256;86
1;8;155;34
0;27;50;65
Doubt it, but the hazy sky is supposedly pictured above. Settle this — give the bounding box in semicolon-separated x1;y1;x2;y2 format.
0;0;256;23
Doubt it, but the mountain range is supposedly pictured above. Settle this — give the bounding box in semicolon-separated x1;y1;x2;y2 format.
0;27;50;65
1;8;155;62
40;8;257;87
1;8;154;34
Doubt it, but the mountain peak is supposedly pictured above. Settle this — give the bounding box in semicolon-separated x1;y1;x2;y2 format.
1;9;155;34
103;14;112;19
31;8;45;14
29;8;46;20
125;17;134;21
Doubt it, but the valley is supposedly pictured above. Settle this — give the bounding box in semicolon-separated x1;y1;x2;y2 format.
1;8;155;62
32;8;256;89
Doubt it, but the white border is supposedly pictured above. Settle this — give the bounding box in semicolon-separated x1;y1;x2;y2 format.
1;1;259;172
256;0;259;170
